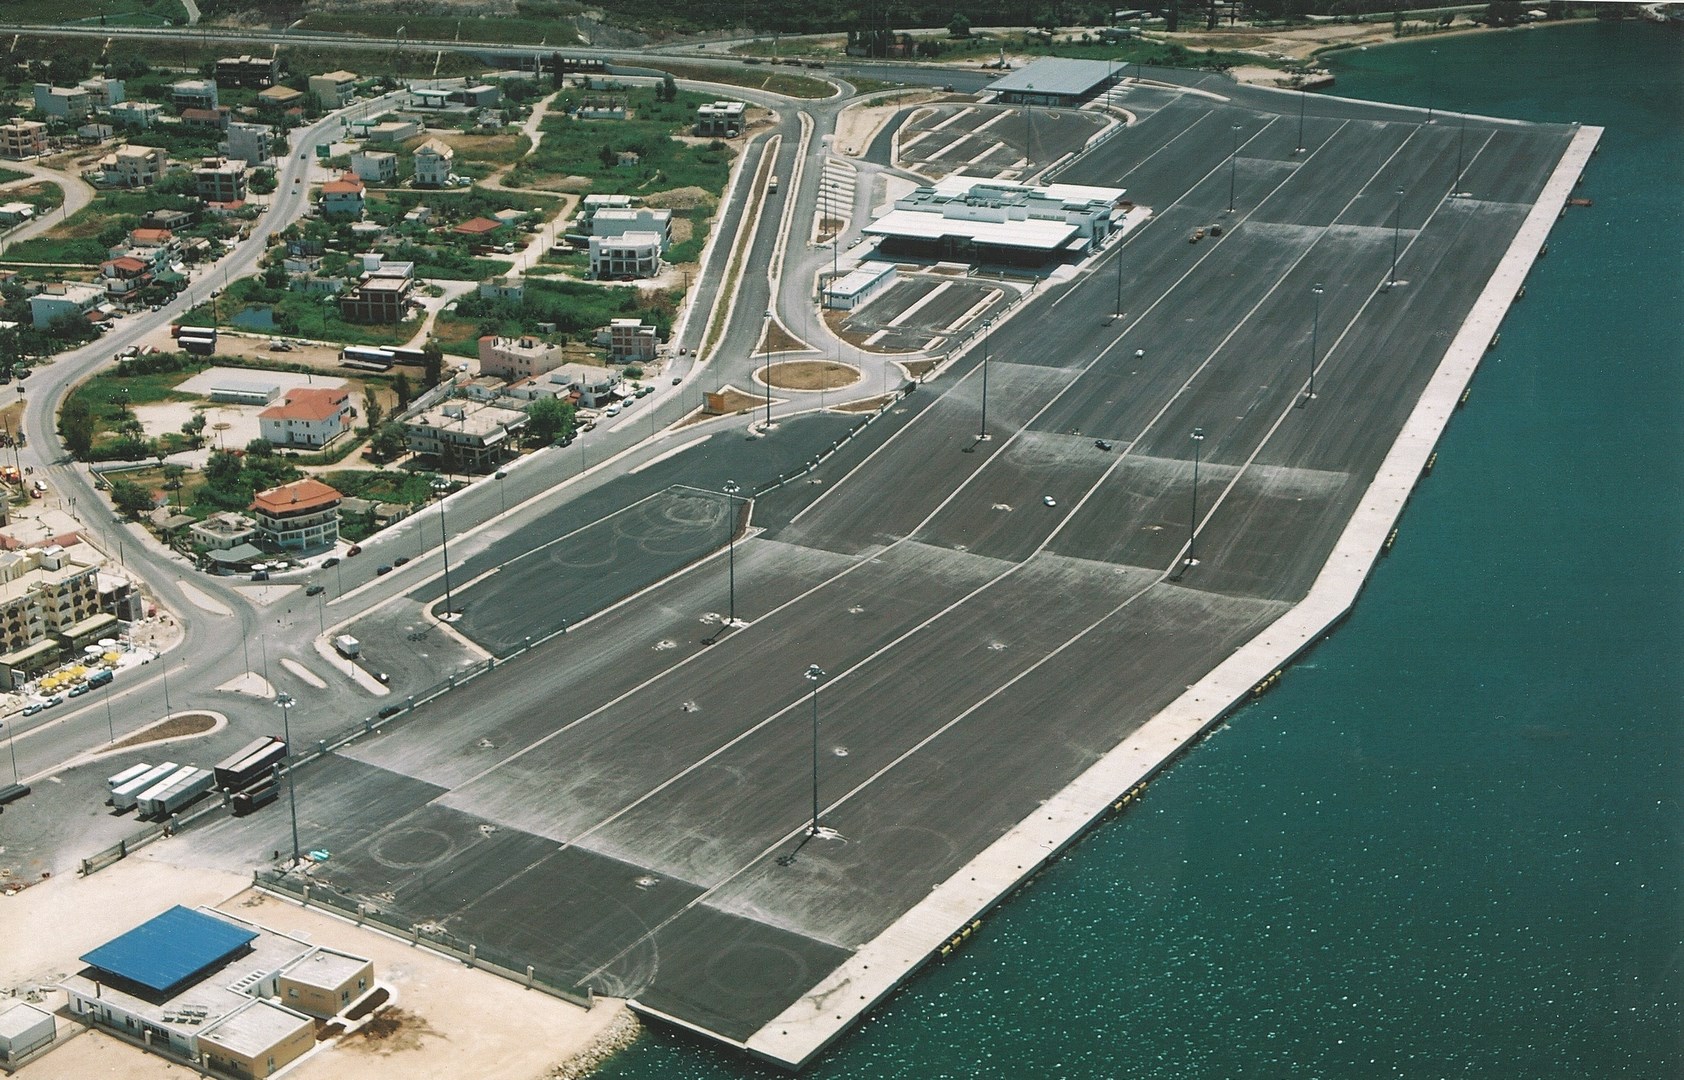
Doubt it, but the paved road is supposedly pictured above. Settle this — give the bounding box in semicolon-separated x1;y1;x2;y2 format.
156;74;1581;1058
0;158;96;247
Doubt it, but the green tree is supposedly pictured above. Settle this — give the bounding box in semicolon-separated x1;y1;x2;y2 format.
110;479;154;518
60;398;96;458
659;73;678;102
392;371;413;410
948;12;971;37
249;168;277;195
181;412;207;447
162;463;187;507
245;437;275;456
525;396;574;445
205;448;243;484
370;421;407;461
363;389;384;433
421;340;444;388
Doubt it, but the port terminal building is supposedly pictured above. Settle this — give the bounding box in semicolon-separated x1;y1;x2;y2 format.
862;174;1127;267
988;57;1123;107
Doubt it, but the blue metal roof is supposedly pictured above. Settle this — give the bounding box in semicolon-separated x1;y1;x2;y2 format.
80;906;257;994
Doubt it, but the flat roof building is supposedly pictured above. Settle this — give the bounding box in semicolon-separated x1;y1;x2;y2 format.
823;263;898;310
33;82;92;120
695;100;747;137
863;174;1126;267
0;120;48;161
170;79;219;111
215;54;281;88
309;70;358;109
0;1002;56;1065
404;399;527;473
589;231;663;280
988;57;1120;106
193;156;248;203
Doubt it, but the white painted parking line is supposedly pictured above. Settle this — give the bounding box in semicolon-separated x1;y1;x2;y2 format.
929;106;976;133
886;281;953;328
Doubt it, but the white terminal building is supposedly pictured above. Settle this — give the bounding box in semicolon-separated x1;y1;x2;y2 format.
862;174;1127;268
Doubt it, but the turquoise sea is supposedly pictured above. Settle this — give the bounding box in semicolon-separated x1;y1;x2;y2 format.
599;22;1682;1078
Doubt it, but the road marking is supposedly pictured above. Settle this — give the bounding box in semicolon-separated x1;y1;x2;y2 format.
886;282;952;328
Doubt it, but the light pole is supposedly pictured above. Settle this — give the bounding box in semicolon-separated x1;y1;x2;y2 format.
1389;188;1405;288
1306;282;1324;405
1113;233;1125;322
804;664;824;837
1453;109;1468;196
159;651;172;718
1184;428;1206;571
1426;48;1438;125
762;309;773;429
104;676;116;743
495;469;507;515
275;692;301;869
972;318;993;448
1295;84;1307;154
1227;123;1241;213
432;478;454;620
723;479;741;629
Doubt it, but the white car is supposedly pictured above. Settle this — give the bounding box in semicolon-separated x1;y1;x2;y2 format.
604;403;622;417
1043;496;1057;507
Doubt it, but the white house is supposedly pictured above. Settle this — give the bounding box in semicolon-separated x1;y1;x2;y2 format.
589;232;663;280
350;150;397;184
412;138;454;187
29;283;105;328
257;387;354;448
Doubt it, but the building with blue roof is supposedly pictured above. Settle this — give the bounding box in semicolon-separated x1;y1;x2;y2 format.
80;905;258;995
63;905;374;1077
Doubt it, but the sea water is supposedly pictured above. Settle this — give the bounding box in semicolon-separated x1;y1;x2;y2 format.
597;21;1683;1078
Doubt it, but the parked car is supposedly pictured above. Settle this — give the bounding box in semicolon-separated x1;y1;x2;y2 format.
375;564;393;576
43;695;62;708
305;584;325;596
322;557;340;568
68;684;91;698
393;556;410;567
346;545;363;557
22;702;43;716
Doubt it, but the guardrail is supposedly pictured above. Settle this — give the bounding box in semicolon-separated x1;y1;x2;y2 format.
254;870;594;1008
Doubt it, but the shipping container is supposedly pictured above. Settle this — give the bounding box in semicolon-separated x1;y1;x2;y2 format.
105;762;153;798
214;737;286;792
111;761;179;810
137;766;213;818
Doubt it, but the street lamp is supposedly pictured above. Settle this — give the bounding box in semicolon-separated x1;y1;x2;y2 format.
494;469;508;515
1227;123;1242;213
1388;189;1405;288
1184;427;1206;571
1426;48;1438;125
1295;84;1307;154
1453;109;1468;197
722;479;741;630
275;691;301;869
804;664;825;837
762;309;773;430
1305;282;1324;406
432;478;454;620
968;318;993;450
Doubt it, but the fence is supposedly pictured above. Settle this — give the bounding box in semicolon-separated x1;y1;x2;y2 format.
254;870;593;1008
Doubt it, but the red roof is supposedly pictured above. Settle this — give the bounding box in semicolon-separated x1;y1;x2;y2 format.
259;387;349;423
453;216;502;235
130;228;173;244
251;478;342;516
103;256;148;274
322;171;364;195
181;107;227;123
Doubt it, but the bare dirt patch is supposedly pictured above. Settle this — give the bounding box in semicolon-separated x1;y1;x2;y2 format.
830;393;894;414
669;215;694;246
347;1007;442;1054
642;186;716;211
763;360;859;391
757;322;808;354
901;359;938;379
109;712;217;751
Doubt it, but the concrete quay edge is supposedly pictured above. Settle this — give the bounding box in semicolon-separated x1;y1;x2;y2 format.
740;123;1604;1071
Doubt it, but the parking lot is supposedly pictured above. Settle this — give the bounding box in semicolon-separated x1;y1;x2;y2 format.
897;102;1113;180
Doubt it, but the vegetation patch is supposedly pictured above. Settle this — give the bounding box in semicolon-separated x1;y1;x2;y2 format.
108;712;218;751
507;86;734;196
763;360;860;391
641;61;833;99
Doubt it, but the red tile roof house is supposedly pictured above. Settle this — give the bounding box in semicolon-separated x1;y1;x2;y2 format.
99;255;152;300
249;478;343;551
257;387;354;448
451;216;503;236
320;172;365;219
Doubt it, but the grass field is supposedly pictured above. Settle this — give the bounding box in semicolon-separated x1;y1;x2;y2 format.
5;0;187;26
3;33;492;85
181;279;422;347
507;87;733;196
0;166;31;185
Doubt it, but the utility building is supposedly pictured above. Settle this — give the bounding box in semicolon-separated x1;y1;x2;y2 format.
988;57;1121;107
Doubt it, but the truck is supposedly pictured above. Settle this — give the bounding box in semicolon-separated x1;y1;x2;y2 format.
111;761;179;810
333;634;361;659
136;765;213;818
213;736;286;792
87;668;113;689
231;777;279;816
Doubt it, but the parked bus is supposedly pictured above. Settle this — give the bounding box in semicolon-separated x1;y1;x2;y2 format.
387;345;429;365
341;345;395;364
